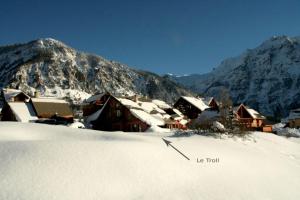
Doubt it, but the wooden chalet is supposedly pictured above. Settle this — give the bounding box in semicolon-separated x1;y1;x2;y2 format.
174;96;210;119
234;104;266;130
202;97;219;111
88;95;165;132
0;89;74;123
288;108;300;128
0;89;38;122
150;100;188;129
84;93;188;131
82;92;111;117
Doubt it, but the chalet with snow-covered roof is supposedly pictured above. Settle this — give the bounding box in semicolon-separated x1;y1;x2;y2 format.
288;108;300;128
0;89;38;122
201;97;219;111
0;89;74;123
85;93;188;131
234;104;266;129
82;92;111;117
174;96;210;119
1;88;30;102
89;95;164;131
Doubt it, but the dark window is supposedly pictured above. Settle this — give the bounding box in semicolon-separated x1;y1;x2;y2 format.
116;110;121;117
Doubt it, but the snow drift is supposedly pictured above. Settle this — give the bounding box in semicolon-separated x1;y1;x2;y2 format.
0;122;300;199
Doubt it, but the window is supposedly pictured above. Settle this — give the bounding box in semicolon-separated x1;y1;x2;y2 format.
116;110;121;117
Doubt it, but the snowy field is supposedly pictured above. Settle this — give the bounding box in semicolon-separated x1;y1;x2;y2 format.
0;122;300;200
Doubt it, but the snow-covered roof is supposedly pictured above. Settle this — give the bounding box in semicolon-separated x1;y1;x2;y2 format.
179;119;189;125
31;97;68;103
115;97;165;126
116;98;142;110
152;99;172;109
238;104;265;119
8;102;38;122
85;93;105;103
182;96;210;111
130;108;165;126
138;101;166;114
3;89;30;102
86;97;110;124
173;108;184;117
246;107;265;119
201;97;214;106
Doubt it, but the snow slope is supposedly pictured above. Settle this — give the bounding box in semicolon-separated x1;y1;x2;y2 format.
0;122;300;199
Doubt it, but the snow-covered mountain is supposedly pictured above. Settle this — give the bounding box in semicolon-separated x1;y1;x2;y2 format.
169;36;300;118
0;38;192;104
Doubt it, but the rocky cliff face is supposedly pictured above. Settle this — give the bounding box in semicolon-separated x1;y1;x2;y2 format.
0;38;192;104
169;36;300;117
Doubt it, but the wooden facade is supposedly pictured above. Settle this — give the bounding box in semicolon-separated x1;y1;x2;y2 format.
91;97;150;132
0;103;17;121
288;109;300;128
208;98;219;111
174;97;203;119
289;119;300;128
164;119;187;129
0;89;32;122
235;104;265;130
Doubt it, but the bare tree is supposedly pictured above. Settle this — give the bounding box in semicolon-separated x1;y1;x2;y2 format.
218;88;233;129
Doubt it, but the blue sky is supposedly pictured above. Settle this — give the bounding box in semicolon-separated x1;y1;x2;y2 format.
1;0;300;75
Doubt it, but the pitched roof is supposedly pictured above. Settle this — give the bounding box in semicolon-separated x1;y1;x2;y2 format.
201;97;214;106
238;104;265;119
152;99;172;109
138;101;166;114
116;97;165;126
31;97;68;103
85;93;106;103
8;102;38;122
3;89;30;102
31;98;73;118
130;109;165;126
181;96;210;111
86;97;110;124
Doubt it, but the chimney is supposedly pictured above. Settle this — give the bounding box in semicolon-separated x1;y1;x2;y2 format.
133;94;138;102
34;91;40;98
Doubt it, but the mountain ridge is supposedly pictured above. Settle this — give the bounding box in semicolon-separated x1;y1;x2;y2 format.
168;35;300;118
0;38;193;104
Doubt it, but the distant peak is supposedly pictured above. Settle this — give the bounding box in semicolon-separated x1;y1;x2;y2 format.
39;38;60;42
36;38;65;45
31;38;69;49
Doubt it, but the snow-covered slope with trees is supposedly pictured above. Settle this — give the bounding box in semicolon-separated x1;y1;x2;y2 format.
169;36;300;118
0;122;300;199
0;38;192;104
